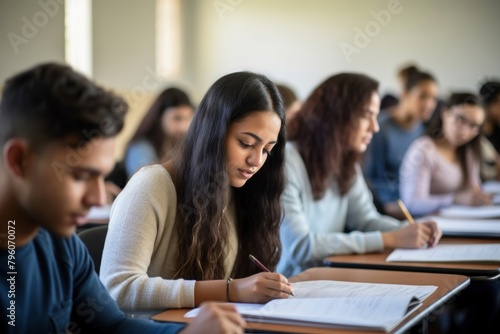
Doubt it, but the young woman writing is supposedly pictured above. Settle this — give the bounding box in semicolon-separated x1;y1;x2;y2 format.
101;72;292;310
277;73;441;277
400;93;492;216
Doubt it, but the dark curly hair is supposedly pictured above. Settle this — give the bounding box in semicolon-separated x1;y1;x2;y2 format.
288;73;379;198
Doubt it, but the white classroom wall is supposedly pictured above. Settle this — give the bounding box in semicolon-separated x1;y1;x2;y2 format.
186;0;500;100
1;0;500;157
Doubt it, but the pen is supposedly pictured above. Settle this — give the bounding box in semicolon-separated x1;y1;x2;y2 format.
249;254;295;297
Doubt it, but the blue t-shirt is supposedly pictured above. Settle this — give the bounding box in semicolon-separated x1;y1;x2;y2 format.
125;139;158;178
0;228;183;334
363;117;425;204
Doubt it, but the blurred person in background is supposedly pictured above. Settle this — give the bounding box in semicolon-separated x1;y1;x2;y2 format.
364;67;438;219
479;81;500;181
125;87;194;178
276;84;301;122
278;73;440;277
400;93;491;216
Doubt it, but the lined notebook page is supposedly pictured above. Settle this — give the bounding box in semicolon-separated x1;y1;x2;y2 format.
387;244;500;262
290;280;436;301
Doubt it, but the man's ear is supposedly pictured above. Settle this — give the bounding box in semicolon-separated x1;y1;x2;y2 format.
3;139;31;179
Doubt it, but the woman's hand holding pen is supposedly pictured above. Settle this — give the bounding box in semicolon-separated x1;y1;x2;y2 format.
229;272;293;303
382;221;442;249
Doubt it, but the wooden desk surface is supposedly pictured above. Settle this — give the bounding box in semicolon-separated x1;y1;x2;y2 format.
324;238;500;279
151;267;469;334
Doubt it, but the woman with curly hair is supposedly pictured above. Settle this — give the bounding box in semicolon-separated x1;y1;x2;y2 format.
277;73;441;277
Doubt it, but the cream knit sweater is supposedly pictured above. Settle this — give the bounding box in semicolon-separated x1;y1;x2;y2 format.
100;165;238;311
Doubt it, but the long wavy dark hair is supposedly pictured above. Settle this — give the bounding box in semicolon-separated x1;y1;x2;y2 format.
288;73;379;198
426;92;483;188
127;87;192;158
172;72;286;280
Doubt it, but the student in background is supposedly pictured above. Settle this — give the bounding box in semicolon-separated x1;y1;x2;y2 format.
376;93;399;123
125;87;194;177
396;64;419;93
277;73;441;277
276;84;301;122
480;80;500;153
0;63;244;334
479;81;500;181
480;136;500;181
399;93;492;216
363;68;438;218
375;63;414;123
101;72;292;311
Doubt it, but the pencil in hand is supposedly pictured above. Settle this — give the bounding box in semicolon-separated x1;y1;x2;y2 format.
397;199;415;224
249;254;295;297
397;199;436;248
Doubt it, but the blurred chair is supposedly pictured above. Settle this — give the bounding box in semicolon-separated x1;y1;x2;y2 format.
77;225;108;275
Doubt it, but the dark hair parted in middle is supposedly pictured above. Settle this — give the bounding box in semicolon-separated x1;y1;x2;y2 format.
173;71;286;280
288;73;379;198
426;92;483;188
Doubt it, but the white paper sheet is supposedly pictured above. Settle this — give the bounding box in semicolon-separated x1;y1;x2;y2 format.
387;244;500;262
87;204;112;220
483;180;500;194
439;205;500;219
428;216;500;236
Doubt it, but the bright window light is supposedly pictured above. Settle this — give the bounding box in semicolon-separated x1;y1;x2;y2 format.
65;0;92;77
156;0;181;78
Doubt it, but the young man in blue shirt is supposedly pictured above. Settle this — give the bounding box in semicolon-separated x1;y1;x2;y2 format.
0;63;245;334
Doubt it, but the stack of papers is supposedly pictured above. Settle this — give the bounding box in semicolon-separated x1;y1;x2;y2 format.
428;216;500;237
387;244;500;263
185;280;437;332
439;205;500;219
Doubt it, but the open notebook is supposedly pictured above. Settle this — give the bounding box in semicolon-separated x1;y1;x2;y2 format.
185;280;437;332
387;244;500;263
